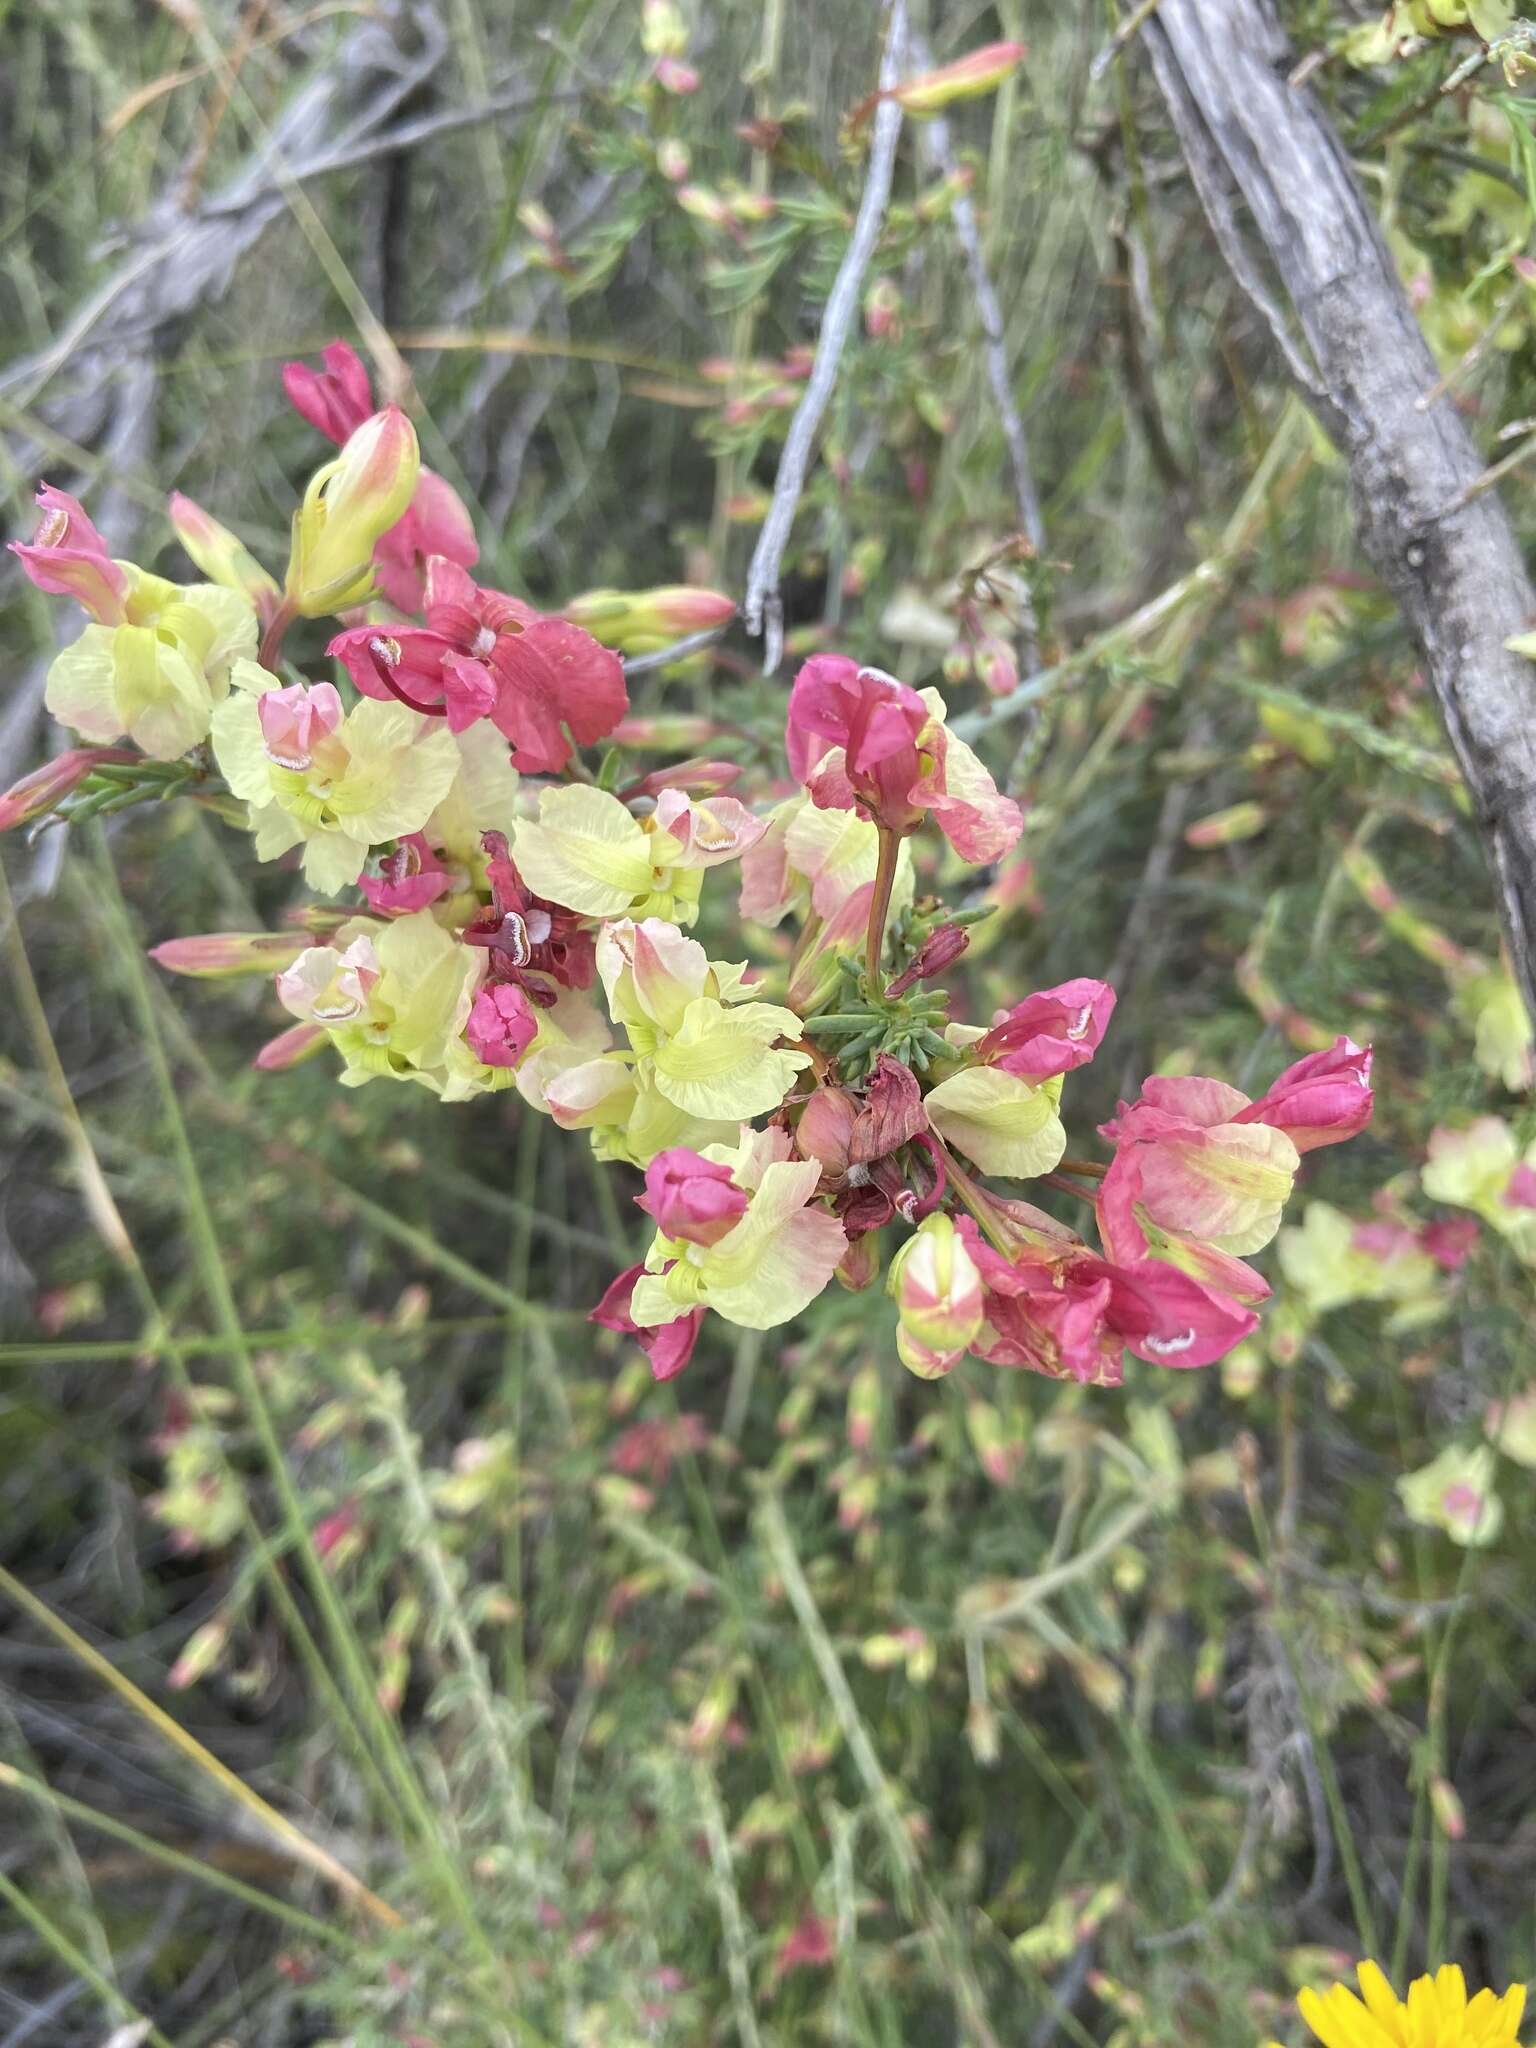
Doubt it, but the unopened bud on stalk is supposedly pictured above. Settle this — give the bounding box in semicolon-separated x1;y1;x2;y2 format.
285;406;419;616
890;41;1025;115
0;747;137;833
149;930;311;979
563;584;735;652
168;493;281;621
641;0;688;56
887;1213;985;1379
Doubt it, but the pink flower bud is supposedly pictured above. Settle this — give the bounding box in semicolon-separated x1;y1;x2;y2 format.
885;923;969;999
978;978;1117;1080
796;1087;859;1177
465;982;538;1069
149;930;310;979
637;1147;749;1246
890;40;1026;116
281;340;374;445
8;484;128;623
1232;1037;1374;1153
864;278;902;340
656;139;691;182
973;633;1018;698
257;681;345;771
0;746;136;832
287;407;421;614
253;1021;327;1071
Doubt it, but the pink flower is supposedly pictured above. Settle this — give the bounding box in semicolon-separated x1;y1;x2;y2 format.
637;1148;749;1245
976;977;1117;1080
257;681;345;770
1099;1075;1301;1256
788;655;929;834
282;340;477;612
589;1264;702;1382
786;654;1022;861
960;1217;1257;1381
282;341;374;442
461;832;596;994
1421;1215;1479;1270
1096;1147;1272;1306
1230;1036;1374;1153
9;484;127;623
359;833;453;914
773;1913;834;1978
1505;1161;1536;1210
330;557;627;771
465;982;539;1068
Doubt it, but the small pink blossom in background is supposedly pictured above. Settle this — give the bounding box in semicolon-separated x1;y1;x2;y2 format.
773;1912;835;1979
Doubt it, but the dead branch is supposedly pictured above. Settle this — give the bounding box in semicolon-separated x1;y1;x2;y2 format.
1145;0;1536;1023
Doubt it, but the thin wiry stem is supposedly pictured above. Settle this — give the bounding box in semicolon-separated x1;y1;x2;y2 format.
911;32;1044;677
743;0;908;674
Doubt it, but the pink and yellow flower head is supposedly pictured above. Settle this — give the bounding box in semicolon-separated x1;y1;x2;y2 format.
625;1126;847;1335
212;661;461;893
739;793;915;933
786;655;1022;862
511;783;765;929
1275;1958;1525;2048
1398;1443;1505;1547
331;556;628;772
286;405;422;616
283;340;478;612
1100;1075;1305;1258
45;582;258;762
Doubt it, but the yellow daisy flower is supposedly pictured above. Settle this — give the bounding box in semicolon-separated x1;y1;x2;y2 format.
1269;1961;1526;2048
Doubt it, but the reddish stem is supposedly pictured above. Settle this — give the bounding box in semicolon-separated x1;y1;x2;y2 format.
258;596;298;673
1057;1156;1108;1181
864;825;902;989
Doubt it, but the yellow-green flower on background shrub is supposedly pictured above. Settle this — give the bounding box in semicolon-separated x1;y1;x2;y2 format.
1277;1201;1440;1319
1422;1117;1536;1263
1398;1444;1504;1548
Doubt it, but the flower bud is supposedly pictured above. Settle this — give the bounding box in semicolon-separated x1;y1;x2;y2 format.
656;138;691;182
655;55;700;94
864;278;902;340
891;40;1025;116
285;406;420;616
168;493;281;620
465;983;538;1069
887;1213;984;1379
637;1146;748;1246
562;584;735;652
257;681;346;771
149;930;310;979
0;746;136;833
9;484;128;623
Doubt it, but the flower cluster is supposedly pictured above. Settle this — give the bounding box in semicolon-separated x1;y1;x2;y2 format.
4;341;1376;1390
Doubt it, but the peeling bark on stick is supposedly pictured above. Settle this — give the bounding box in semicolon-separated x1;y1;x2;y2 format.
1146;0;1536;1022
